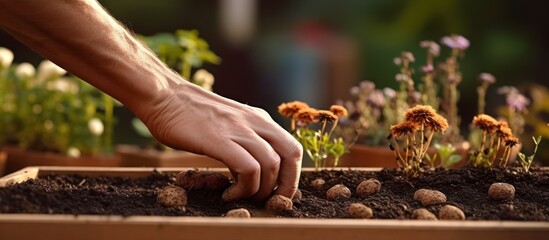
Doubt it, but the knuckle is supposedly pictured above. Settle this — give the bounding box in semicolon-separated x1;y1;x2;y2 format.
289;141;304;161
265;152;281;172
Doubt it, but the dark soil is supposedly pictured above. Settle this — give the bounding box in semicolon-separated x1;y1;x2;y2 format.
1;167;548;221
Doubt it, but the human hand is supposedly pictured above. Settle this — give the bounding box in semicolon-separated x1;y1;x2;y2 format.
135;82;303;202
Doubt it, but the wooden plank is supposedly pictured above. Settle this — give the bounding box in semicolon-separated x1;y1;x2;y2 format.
1;166;548;240
0;215;547;240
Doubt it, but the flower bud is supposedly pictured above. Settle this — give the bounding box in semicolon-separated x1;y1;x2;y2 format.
15;62;36;78
88;118;104;136
37;60;67;81
0;47;14;69
67;147;81;157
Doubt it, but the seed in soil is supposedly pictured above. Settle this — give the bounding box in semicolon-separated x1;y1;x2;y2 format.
488;182;515;201
225;208;251;218
438;205;465;220
356;179;381;197
414;189;447;206
265;194;293;213
347;203;373;219
412;208;437;220
326;184;351;201
311;178;325;189
156;185;187;210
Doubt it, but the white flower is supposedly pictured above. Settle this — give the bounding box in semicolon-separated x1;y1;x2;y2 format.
192;69;215;91
47;77;79;93
88;118;104;136
37;60;67;81
0;47;14;69
67;147;81;158
15;62;36;78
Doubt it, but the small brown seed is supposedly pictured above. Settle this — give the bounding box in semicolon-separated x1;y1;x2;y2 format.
347;203;373;219
326;184;352;201
412;208;437;220
438;205;465;220
225;208;251;218
265;195;293;213
488;183;515;201
157;185;187;209
414;189;447;206
356;179;381;197
311;178;326;189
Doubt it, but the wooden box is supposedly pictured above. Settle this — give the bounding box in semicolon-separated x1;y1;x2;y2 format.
0;166;548;240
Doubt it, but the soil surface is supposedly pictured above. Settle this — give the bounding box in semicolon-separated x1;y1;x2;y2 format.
1;167;548;221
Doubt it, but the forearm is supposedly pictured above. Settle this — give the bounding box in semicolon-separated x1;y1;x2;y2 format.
0;0;182;113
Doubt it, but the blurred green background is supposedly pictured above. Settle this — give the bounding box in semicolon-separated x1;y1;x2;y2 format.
1;0;548;163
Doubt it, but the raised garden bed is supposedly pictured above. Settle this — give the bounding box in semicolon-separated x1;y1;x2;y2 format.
0;166;548;240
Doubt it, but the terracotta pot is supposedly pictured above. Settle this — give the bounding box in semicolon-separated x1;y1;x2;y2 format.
338;142;471;168
3;146;121;174
0;166;547;240
0;151;6;177
115;144;226;168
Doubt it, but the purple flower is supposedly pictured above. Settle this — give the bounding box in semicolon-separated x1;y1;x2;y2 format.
359;80;375;91
478;73;496;84
441;35;470;50
420;41;440;56
393;57;402;66
368;90;386;107
420;64;434;73
395;73;409;82
350;86;360;96
447;75;461;84
499;86;530;112
383;87;396;99
401;52;415;62
393;52;415;65
509;93;530;112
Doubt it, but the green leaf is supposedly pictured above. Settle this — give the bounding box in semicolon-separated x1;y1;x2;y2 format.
534;136;542;145
446;155;462;165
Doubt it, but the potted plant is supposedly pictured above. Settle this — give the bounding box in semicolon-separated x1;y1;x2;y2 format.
0;46;120;173
115;29;225;168
333;34;542;168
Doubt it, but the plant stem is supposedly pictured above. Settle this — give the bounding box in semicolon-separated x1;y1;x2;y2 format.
102;93;114;154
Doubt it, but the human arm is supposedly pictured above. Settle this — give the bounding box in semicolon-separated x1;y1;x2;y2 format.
0;0;302;201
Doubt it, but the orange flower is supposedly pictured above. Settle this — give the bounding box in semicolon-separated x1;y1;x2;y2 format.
329;105;348;118
504;136;520;148
495;121;513;139
316;110;337;123
472;114;498;133
390;121;419;138
426;114;449;133
278;101;309;119
294;108;319;124
405;105;437;125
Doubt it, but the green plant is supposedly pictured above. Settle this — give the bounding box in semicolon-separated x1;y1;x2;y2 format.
337;35;470;148
425;143;462;168
139;29;220;89
0;47;115;156
278;101;349;171
518;136;541;172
